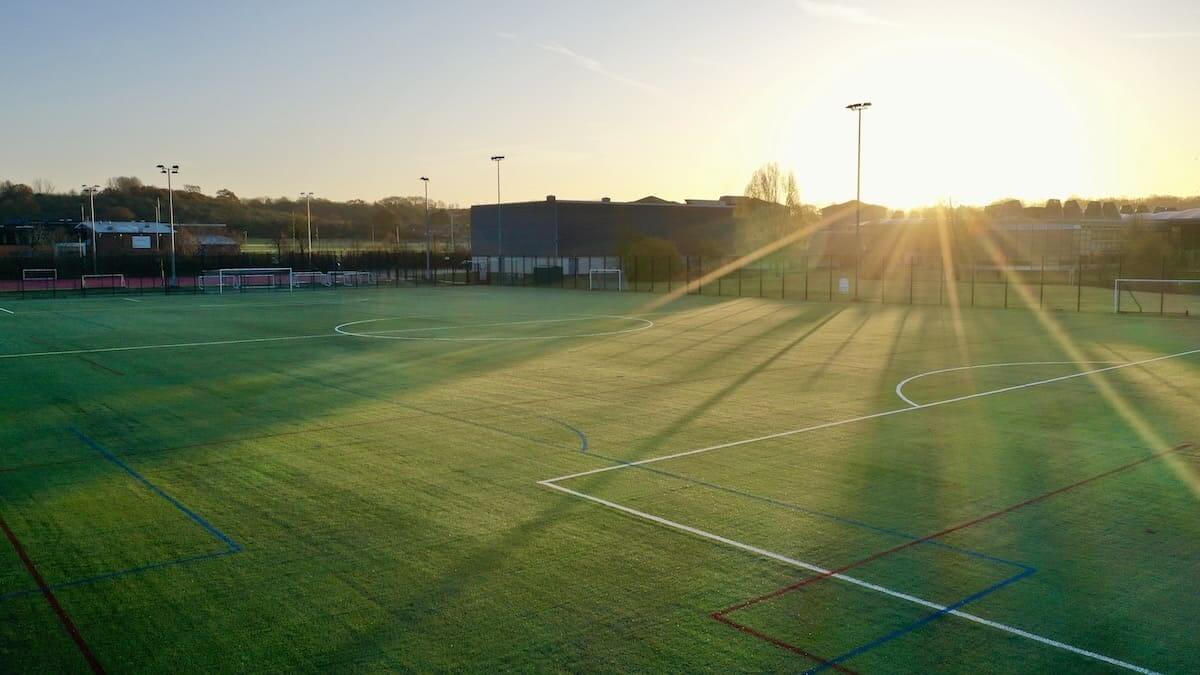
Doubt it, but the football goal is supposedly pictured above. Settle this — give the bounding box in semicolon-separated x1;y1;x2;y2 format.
201;268;294;294
20;268;57;290
22;268;57;281
82;274;126;290
328;270;374;287
291;271;330;288
589;268;624;291
1114;278;1200;315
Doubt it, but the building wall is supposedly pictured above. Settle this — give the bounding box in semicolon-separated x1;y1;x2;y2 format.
471;198;737;256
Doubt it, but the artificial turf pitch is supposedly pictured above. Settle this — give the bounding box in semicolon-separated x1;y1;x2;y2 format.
0;286;1197;673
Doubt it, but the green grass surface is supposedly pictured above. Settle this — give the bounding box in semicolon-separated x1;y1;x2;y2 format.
1;286;1197;673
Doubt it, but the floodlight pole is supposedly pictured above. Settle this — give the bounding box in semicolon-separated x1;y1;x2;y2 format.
156;164;179;285
82;185;99;273
300;192;314;267
846;102;871;301
421;177;431;280
491;156;504;257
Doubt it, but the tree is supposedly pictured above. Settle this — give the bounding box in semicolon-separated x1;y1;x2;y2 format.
107;176;143;192
183;184;202;194
30;178;56;194
215;188;240;202
745;162;797;206
103;206;137;221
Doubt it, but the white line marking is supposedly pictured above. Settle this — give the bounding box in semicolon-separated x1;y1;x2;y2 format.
0;334;335;360
893;360;1123;407
0;307;13;315
539;481;1160;675
540;348;1200;672
544;348;1200;483
121;297;143;303
334;314;655;341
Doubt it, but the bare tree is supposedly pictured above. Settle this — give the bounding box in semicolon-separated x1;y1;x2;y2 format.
29;178;56;194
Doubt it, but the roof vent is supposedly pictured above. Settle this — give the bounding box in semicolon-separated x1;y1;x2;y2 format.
601;197;611;203
546;195;556;202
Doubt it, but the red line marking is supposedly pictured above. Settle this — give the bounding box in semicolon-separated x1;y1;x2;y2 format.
711;612;860;674
0;515;106;674
713;442;1193;659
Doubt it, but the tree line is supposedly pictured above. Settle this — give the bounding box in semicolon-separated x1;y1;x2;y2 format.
0;178;470;245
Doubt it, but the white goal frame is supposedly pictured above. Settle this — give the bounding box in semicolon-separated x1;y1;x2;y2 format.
206;267;294;294
328;270;375;287
1113;278;1200;313
588;268;624;291
291;271;330;287
22;268;57;281
81;274;126;289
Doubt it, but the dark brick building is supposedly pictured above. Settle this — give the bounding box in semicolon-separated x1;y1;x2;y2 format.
470;195;740;256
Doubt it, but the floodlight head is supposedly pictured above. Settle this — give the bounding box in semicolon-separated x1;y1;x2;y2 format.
420;176;429;182
846;102;872;111
156;164;165;169
490;155;505;161
171;165;179;171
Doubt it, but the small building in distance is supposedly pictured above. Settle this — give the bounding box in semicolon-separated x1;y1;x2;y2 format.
75;222;241;255
470;195;740;257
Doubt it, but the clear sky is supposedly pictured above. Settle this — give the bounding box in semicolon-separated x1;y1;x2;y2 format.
2;0;1198;209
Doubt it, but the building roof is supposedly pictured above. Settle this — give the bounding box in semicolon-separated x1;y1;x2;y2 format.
76;221;229;234
1124;207;1200;222
77;221;173;234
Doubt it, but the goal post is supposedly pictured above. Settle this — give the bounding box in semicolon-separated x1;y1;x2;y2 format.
328;270;375;287
1113;278;1200;315
589;268;624;291
81;274;126;290
203;268;294;294
22;268;57;281
19;268;58;291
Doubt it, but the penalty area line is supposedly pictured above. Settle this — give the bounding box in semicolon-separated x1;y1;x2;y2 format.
0;307;13;315
539;480;1162;675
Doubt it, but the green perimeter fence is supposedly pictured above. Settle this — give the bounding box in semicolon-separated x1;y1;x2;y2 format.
3;251;1198;317
471;254;1200;317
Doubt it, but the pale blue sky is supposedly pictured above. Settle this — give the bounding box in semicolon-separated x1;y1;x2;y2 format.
3;1;1198;208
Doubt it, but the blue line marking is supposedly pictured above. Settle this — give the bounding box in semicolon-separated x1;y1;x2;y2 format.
0;429;241;602
547;417;589;453
563;443;1037;669
0;549;238;602
70;427;241;552
803;566;1038;674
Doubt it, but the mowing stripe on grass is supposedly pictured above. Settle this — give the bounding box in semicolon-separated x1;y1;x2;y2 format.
0;515;106;674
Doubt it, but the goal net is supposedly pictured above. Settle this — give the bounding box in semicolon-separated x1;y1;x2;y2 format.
82;274;126;290
328;270;374;287
291;271;331;288
589;268;624;291
201;268;294;294
20;268;57;290
1113;278;1200;316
